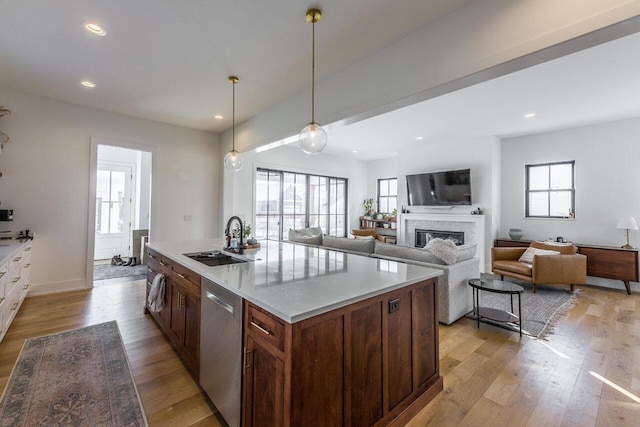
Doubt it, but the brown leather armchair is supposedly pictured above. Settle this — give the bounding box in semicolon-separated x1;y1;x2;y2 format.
491;241;587;292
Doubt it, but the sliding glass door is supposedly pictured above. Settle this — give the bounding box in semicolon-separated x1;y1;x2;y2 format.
255;168;347;240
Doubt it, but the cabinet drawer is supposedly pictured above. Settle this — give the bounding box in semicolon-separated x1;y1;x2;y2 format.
247;303;285;352
8;253;23;273
173;273;199;299
172;263;200;290
0;262;8;279
147;250;172;272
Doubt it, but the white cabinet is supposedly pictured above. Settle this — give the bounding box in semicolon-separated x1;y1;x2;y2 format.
0;240;32;343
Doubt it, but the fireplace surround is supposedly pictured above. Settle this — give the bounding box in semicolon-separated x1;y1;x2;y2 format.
398;213;486;272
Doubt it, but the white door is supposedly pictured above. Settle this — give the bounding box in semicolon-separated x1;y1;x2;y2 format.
94;164;133;260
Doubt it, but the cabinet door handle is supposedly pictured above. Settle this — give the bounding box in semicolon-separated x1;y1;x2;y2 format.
25;247;31;251
22;284;28;290
176;272;187;280
0;272;5;278
250;321;271;336
148;267;156;274
13;256;21;262
12;277;20;284
243;348;253;373
149;254;156;259
10;302;18;311
24;264;30;268
159;260;169;267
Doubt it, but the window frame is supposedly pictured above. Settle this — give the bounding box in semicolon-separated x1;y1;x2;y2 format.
255;167;349;240
377;177;398;215
525;160;575;219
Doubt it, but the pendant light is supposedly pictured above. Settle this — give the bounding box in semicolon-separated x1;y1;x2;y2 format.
224;75;244;171
299;8;327;155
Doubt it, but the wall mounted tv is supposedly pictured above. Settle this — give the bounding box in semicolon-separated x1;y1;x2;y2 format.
406;168;472;206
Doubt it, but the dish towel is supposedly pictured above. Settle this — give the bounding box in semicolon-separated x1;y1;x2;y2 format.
147;273;166;313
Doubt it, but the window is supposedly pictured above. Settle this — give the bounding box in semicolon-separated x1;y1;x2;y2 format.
377;178;397;214
525;161;575;218
255;168;348;240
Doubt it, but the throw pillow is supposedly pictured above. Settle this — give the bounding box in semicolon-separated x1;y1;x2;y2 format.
424;238;458;265
518;247;560;264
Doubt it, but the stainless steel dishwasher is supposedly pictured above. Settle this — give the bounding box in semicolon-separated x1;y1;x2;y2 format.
200;278;243;427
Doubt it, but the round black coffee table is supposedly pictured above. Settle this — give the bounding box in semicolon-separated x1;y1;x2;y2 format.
468;278;524;336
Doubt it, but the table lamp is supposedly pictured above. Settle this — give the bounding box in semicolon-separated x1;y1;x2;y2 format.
616;216;638;249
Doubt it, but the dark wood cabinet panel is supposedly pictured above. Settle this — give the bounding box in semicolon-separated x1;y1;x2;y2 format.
386;289;413;410
243;336;284;427
291;316;344;427
495;238;638;294
412;284;438;387
346;302;383;427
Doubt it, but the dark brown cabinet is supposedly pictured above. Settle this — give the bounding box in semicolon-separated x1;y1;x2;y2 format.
146;249;201;377
242;277;442;426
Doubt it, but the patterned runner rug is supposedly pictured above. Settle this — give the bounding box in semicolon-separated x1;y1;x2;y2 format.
0;321;148;426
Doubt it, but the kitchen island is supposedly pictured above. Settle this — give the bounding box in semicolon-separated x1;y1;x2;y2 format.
146;239;443;426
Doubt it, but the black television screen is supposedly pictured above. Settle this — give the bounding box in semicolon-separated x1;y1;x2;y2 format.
406;169;472;206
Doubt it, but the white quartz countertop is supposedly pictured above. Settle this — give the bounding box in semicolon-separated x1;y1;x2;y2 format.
147;239;442;323
0;239;31;265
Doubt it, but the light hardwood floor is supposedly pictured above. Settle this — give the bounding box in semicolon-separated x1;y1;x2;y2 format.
0;281;637;426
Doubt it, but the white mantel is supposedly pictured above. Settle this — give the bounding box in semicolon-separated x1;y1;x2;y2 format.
398;213;486;273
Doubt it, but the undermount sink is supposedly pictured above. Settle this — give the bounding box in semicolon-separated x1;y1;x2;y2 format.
183;251;247;267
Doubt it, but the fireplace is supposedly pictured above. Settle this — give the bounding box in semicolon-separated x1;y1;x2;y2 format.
415;229;465;248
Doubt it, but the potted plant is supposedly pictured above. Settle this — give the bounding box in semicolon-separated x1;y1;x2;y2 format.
363;198;374;218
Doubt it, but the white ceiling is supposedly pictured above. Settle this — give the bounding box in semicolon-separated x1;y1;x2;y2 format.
325;31;640;161
1;2;638;162
0;0;473;132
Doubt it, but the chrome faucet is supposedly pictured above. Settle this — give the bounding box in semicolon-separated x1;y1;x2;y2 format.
225;216;244;252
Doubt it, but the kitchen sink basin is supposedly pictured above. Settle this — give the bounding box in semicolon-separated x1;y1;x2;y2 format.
184;251;247;267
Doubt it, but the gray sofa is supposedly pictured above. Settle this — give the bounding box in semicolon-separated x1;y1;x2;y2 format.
288;229;479;325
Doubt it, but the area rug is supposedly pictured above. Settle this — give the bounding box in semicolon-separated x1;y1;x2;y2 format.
0;321;148;426
94;263;147;281
466;279;580;339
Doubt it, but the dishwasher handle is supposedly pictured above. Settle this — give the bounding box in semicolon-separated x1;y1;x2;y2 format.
205;290;235;314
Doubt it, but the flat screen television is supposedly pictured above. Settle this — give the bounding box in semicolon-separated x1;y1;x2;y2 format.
406;168;472;206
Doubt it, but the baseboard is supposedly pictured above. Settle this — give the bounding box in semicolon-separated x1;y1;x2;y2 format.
28;279;90;296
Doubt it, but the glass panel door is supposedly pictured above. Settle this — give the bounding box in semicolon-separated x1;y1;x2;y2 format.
94;164;133;260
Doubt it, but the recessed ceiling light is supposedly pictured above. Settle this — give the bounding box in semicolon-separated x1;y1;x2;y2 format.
352;150;359;153
81;81;96;88
416;136;424;140
524;112;536;119
84;22;107;36
214;115;223;120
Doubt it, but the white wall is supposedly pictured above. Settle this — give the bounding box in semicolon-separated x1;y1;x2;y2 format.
222;144;368;234
0;86;220;294
367;137;501;270
501;117;640;291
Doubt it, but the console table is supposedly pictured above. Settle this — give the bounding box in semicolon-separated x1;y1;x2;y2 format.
494;239;638;295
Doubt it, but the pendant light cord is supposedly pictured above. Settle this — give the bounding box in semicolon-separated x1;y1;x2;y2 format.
232;80;235;151
311;19;315;124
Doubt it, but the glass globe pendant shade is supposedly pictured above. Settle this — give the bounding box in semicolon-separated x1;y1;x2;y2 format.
224;149;244;171
299;122;327;155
